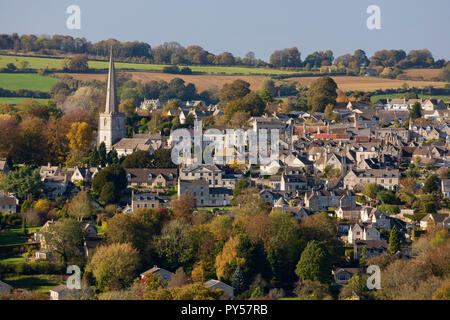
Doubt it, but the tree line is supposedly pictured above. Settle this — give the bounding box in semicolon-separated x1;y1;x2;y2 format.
0;34;447;70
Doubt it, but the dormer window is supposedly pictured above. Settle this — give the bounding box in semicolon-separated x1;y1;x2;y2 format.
169;173;173;179
148;173;153;179
127;173;131;179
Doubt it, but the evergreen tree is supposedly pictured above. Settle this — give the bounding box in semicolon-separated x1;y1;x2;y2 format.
409;102;422;120
231;266;246;295
359;246;368;266
107;149;119;165
22;217;27;235
99;182;117;205
295;240;332;284
250;286;264;298
98;142;107;166
388;225;401;255
422;175;439;194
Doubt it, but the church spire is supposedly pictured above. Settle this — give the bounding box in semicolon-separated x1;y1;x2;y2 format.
105;47;118;114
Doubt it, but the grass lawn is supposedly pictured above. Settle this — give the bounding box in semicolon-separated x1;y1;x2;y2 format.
0;227;40;245
0;73;59;91
2;274;66;293
0;256;27;264
0;54;298;75
202;207;232;211
0;97;48;105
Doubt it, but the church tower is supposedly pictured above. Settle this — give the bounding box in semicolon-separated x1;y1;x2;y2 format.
98;49;126;151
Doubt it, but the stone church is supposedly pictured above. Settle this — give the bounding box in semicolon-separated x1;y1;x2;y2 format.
98;50;162;156
98;50;126;151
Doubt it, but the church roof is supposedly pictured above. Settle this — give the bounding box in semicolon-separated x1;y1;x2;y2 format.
105;48;118;114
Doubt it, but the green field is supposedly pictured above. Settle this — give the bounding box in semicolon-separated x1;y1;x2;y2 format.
0;73;59;91
0;227;40;246
371;93;450;103
2;274;66;293
0;97;48;105
0;54;298;75
0;256;27;264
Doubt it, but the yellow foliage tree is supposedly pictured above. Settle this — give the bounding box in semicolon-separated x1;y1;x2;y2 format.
191;264;206;283
215;236;245;281
67;121;92;153
34;199;51;213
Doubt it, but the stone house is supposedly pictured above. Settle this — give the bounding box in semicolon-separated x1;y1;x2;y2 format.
343;169;400;191
336;206;361;221
131;189;163;211
304;190;355;211
332;268;360;285
419;213;450;229
125;168;178;188
178;179;233;207
353;240;388;260
180;164;224;187
0;193;18;214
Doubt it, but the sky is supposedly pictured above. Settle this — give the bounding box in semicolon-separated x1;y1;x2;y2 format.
0;0;449;61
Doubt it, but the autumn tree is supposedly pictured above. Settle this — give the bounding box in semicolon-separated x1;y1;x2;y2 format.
89;243;140;291
170;192;196;223
67;121;92;153
40;218;85;265
224;93;265;120
215;236;245;282
13;117;49;165
295;280;332;300
68;190;95;221
168;267;190;288
362;183;381;203
191;264;206;283
66;121;93;166
104;208;162;263
307;77;338;112
219;80;251;103
69;54;89;72
119;98;136;117
154;219;195;271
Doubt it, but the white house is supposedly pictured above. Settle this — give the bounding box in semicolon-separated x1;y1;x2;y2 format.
50;284;68;300
348;223;380;244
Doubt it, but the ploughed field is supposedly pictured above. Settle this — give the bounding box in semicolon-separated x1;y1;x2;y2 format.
56;72;448;92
